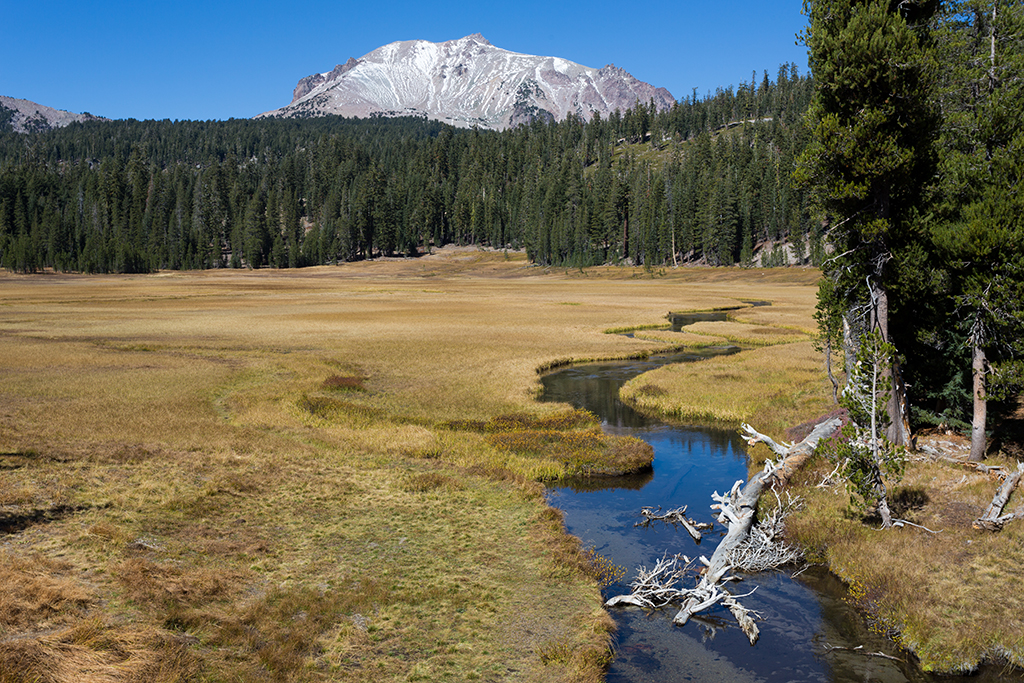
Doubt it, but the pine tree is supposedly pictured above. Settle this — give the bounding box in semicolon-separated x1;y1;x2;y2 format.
796;0;939;445
931;0;1024;460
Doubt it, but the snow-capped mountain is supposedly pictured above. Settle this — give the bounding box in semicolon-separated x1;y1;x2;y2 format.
0;96;104;133
258;34;675;130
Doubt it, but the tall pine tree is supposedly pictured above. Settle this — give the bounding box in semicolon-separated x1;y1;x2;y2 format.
796;0;939;446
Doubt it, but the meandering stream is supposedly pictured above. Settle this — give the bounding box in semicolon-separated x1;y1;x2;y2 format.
539;349;1019;683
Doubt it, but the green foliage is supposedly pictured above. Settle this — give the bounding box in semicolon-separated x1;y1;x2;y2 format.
0;67;816;274
825;331;906;518
931;0;1024;357
798;0;949;436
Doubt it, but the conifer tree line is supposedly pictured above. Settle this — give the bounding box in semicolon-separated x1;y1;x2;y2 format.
799;0;1024;462
0;64;814;273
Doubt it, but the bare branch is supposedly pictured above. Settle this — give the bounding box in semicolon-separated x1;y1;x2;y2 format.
606;416;842;645
636;505;711;542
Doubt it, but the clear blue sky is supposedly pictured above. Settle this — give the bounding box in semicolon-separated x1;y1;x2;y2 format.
1;0;809;121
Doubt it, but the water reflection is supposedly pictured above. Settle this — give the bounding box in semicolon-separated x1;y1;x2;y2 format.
667;311;730;330
666;300;771;331
539;349;740;431
540;355;1023;683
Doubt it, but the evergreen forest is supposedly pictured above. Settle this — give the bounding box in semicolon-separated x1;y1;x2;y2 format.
2;0;1023;447
799;0;1024;457
0;65;814;274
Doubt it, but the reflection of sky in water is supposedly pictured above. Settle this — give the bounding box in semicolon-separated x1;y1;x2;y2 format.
540;357;1014;683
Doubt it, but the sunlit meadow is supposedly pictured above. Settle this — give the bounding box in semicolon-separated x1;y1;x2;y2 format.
3;249;1019;679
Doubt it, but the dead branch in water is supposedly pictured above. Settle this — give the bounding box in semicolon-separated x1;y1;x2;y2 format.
729;491;804;572
606;416;842;645
636;505;712;542
822;643;904;662
604;554;695;609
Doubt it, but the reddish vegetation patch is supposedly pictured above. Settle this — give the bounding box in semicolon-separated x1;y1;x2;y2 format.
321;374;367;391
785;407;849;444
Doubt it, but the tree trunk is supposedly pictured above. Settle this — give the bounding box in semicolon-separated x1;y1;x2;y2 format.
876;482;893;528
874;284;909;446
970;341;988;462
622;215;629;262
825;337;839;403
973;463;1023;531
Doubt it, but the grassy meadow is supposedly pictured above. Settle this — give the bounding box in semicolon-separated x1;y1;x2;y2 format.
2;249;1021;680
0;250;828;682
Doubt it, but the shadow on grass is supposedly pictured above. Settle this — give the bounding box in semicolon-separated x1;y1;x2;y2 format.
0;504;99;535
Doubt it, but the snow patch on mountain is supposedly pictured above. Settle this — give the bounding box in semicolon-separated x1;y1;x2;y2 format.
259;34;675;130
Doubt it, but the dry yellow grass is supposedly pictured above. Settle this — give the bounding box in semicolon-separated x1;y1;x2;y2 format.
10;253;1012;680
0;252;827;682
786;452;1024;673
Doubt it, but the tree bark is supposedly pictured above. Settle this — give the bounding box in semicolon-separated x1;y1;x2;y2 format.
970;341;988;462
874;285;909;446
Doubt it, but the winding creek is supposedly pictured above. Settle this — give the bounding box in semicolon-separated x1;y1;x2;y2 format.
539;347;1021;683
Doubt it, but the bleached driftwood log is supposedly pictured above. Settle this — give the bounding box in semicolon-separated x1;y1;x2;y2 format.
606;416;842;645
973;461;1024;531
636;505;711;542
741;417;844;488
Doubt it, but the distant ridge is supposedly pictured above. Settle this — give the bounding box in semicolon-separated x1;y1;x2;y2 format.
258;34;675;130
0;96;105;133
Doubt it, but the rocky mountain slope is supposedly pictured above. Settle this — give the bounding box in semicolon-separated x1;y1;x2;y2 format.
258;34;675;130
0;96;103;133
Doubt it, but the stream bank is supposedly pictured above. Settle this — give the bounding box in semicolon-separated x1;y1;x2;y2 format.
539;351;1020;682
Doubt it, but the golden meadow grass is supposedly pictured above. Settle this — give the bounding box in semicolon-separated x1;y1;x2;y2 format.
0;252;822;682
621;341;834;439
784;451;1024;673
2;251;1019;679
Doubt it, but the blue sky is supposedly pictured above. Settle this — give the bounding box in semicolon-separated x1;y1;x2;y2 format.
2;0;809;121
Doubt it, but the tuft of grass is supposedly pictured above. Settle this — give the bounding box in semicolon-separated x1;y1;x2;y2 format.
400;471;464;493
0;619;204;683
0;552;94;632
579;547;627;589
113;557;244;608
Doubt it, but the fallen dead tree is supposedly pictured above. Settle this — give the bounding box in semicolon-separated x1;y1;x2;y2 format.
740;417;845;487
606;416;842;644
973;461;1024;531
918;444;1010;476
728;491;803;571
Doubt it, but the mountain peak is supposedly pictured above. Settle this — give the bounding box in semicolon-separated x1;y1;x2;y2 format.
262;36;675;130
1;95;104;133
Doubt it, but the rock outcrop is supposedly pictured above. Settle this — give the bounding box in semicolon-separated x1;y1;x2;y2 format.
0;96;104;133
